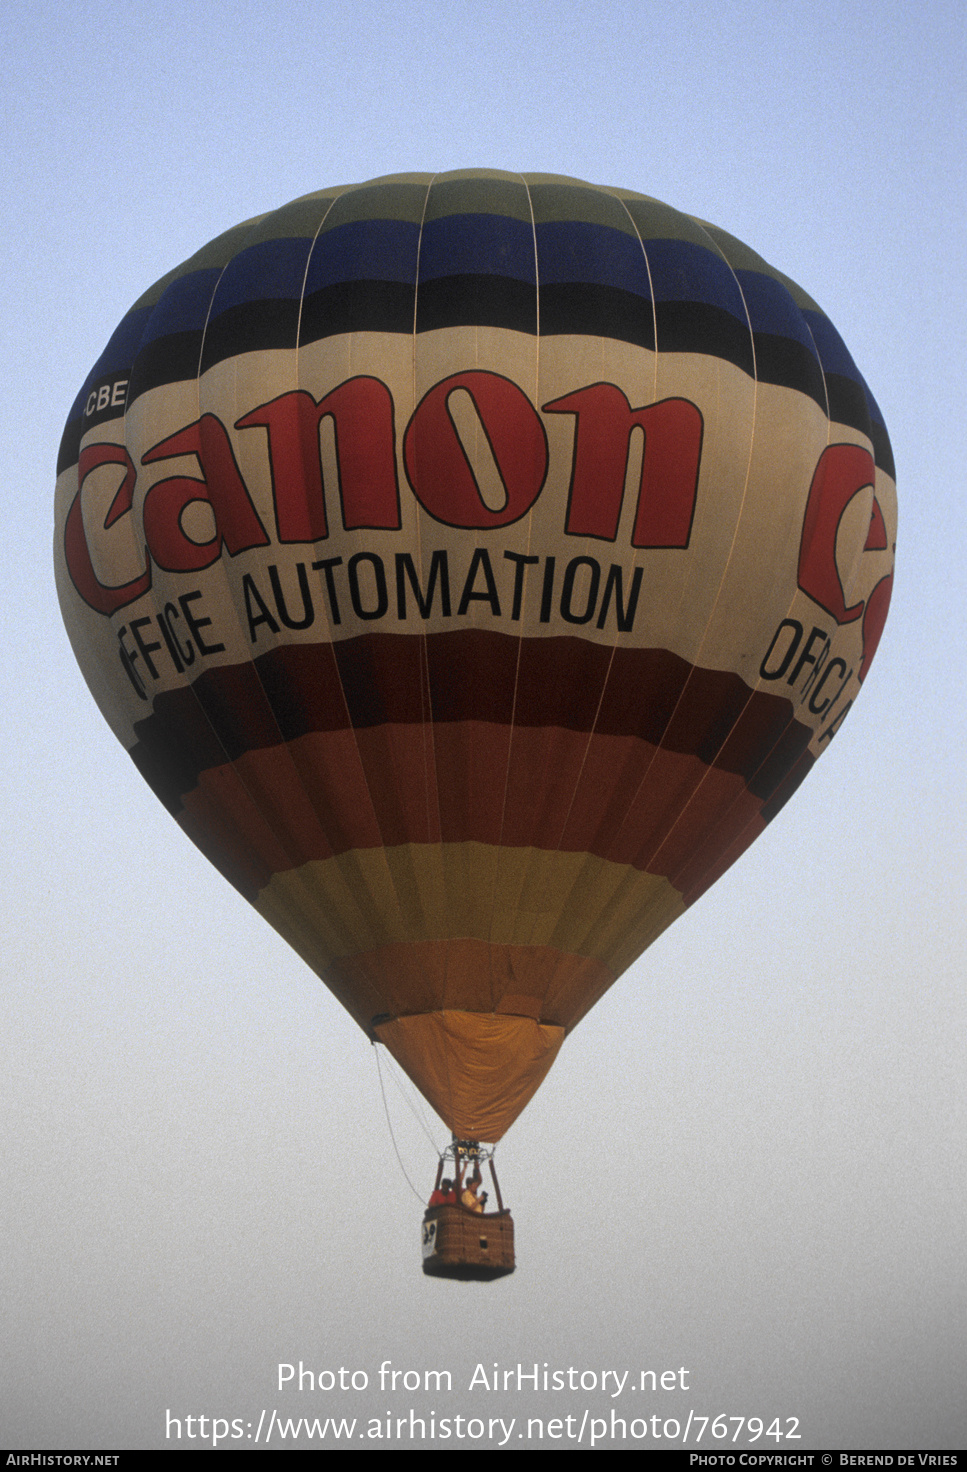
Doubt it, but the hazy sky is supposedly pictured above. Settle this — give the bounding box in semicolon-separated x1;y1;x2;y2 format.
3;0;965;1451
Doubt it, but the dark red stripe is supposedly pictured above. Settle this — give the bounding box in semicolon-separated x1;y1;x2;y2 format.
131;629;810;815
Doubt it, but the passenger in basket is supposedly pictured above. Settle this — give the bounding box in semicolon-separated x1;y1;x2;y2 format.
428;1177;457;1206
461;1166;485;1213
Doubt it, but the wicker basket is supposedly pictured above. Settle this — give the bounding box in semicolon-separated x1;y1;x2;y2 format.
421;1204;515;1280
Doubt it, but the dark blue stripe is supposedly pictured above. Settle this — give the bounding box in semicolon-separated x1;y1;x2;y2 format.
419;213;535;283
803;310;863;382
535;220;651;298
304;218;421;293
643;238;748;318
207;238;314;316
139;267;223;344
735;270;819;354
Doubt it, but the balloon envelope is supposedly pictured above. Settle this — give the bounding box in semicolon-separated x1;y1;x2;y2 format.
55;171;895;1140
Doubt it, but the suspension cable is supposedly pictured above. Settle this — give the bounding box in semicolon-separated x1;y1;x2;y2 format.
375;1040;443;1151
372;1042;437;1202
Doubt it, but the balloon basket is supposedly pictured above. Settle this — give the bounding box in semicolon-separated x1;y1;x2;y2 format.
421;1204;515;1280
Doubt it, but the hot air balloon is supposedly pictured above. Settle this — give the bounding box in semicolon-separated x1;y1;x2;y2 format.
55;170;895;1279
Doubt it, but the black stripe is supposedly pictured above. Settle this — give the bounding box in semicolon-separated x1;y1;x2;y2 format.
654;300;755;377
868;419;895;481
538;282;655;350
415;274;537;335
752;332;827;412
299;279;416;343
824;372;873;442
200;299;303;373
128;331;204;405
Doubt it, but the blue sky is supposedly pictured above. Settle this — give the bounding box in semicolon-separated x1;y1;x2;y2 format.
3;0;965;1449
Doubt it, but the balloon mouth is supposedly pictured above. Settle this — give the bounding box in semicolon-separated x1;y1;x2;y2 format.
372;1009;565;1142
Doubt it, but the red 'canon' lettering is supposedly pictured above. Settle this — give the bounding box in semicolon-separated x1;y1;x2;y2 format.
543;385;702;547
797;441;893;678
798;442;876;623
859;572;893;682
142;413;270;572
404;371;549;529
236;378;401;542
63;442;149;615
68;368;841;621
